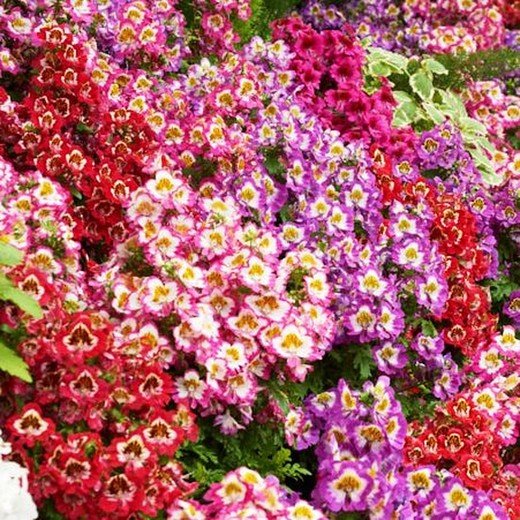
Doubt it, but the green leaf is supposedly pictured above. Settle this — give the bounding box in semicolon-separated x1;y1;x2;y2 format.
474;136;497;153
459;116;487;135
422;102;446;124
421;320;437;338
368;61;393;77
393;90;415;104
409;71;434;100
70;187;83;200
0;283;43;318
353;345;375;381
469;147;503;186
440;90;467;120
0;243;23;266
265;380;290;415
0;340;32;382
392;102;417;127
367;48;408;71
76;122;95;134
422;58;448;75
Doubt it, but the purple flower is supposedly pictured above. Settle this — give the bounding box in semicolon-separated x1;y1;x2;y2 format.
416;274;448;315
417;130;447;167
373;341;407;375
403;466;437;500
411;333;444;361
472;500;509;520
321;460;374;512
439;478;475;515
433;356;461;400
504;290;520;326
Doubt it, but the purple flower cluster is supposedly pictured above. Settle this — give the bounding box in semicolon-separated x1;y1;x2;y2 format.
288;377;508;519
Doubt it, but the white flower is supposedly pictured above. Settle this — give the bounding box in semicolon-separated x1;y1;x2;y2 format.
0;459;38;520
305;272;330;301
189;304;220;340
241;256;273;287
397;242;424;268
0;429;12;456
272;324;312;358
358;269;387;297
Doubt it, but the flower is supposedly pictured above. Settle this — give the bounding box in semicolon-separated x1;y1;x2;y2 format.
326;462;373;512
0;459;38;520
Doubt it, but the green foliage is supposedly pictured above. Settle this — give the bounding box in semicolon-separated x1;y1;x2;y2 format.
0;273;43;318
176;0;199;30
233;0;302;43
352;344;376;381
0;243;23;266
484;230;520;316
0;339;32;382
433;48;520;90
507;127;520;150
121;246;154;277
396;390;437;422
178;418;311;496
286;266;309;303
365;48;505;185
178;344;380;496
39;500;65;520
485;274;519;313
178;0;301;46
0;245;42;319
333;513;370;520
421;320;437;338
0;243;39;382
409;70;434;101
262;146;286;182
183;157;218;189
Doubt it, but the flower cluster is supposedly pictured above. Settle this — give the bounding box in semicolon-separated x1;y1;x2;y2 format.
99;163;336;430
0;0;519;518
271;17;397;147
405;325;520;517
306;0;512;54
0;24;161;247
287;377;508;519
0;165;198;518
170;467;327;519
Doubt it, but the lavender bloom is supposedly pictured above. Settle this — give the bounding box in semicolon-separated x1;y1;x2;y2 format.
433;355;461;400
504;290;520;327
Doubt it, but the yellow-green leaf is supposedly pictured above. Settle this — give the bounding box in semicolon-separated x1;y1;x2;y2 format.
0;340;32;383
409;71;434;100
0;243;23;266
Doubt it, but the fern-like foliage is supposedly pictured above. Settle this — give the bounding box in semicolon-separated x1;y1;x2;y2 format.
434;48;520;90
233;0;303;43
177;417;313;497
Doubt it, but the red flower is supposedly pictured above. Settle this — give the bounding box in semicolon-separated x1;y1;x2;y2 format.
457;454;494;489
99;472;144;516
6;403;55;447
55;314;109;362
143;411;185;456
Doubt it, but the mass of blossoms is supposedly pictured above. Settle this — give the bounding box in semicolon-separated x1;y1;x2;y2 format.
0;0;518;519
309;0;519;54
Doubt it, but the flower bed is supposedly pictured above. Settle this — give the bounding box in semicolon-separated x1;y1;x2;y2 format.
0;1;518;519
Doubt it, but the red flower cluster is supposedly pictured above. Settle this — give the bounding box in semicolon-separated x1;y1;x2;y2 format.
405;396;500;490
501;0;520;28
1;26;157;247
427;192;497;356
3;308;199;518
405;383;520;518
2;245;198;518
